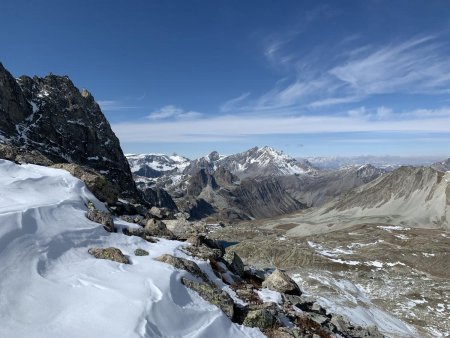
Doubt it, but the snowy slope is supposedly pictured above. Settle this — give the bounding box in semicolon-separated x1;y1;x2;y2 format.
0;159;262;338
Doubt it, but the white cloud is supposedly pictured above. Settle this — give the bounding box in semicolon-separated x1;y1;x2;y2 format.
147;105;202;120
113;106;450;143
376;106;393;119
329;36;450;95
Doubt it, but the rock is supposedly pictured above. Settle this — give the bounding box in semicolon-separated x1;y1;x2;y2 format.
164;219;207;240
143;187;178;210
122;227;159;243
144;219;175;239
181;277;235;319
52;163;119;205
182;244;223;261
155;254;209;282
149;206;164;219
330;315;383;338
88;247;129;264
186;235;203;246
269;327;302;338
86;209;115;232
223;251;245;277
0;144;53;166
242;309;275;330
307;313;329;326
175;211;190;220
134;248;149;256
262;269;301;296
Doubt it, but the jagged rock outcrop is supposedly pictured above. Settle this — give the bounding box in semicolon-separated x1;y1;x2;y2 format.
0;63;139;201
141;186;178;210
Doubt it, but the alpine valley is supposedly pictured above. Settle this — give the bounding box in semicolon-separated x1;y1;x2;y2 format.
0;62;449;338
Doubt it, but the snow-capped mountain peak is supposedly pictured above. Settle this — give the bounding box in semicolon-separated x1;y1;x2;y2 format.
217;146;316;179
126;153;190;178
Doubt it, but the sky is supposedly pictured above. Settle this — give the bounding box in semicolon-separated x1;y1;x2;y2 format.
1;0;450;159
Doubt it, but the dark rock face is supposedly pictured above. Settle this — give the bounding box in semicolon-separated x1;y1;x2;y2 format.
0;63;138;200
142;187;178;210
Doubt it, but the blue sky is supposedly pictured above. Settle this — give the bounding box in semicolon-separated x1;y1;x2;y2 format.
1;0;450;158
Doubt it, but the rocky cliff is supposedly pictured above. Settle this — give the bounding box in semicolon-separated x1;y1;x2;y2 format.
0;62;139;201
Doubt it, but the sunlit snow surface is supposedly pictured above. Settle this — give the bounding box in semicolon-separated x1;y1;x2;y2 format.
0;160;263;338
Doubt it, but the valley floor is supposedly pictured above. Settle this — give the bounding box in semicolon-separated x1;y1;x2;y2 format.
210;220;450;337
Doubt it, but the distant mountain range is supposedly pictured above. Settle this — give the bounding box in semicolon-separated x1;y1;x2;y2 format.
127;147;390;221
303;155;443;170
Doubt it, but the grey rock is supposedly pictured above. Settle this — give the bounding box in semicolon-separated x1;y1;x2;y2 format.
181;277;234;319
88;247;129;264
242;309;275;330
52;163;118;205
262;269;302;296
223;251;245;277
134;248;149;256
182;244;223;261
155;254;209;282
144;219;175;239
86;209;115;232
0;144;53;166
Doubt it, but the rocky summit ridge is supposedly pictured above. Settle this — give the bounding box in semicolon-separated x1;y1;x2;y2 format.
0;62;138;201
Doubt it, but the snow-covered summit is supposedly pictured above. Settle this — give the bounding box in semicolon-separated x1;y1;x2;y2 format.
217;146;316;179
126;153;190;178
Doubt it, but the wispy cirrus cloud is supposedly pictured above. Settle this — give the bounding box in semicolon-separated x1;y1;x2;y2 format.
329;36;450;96
220;93;250;113
113;106;450;143
221;34;450;113
147;105;202;120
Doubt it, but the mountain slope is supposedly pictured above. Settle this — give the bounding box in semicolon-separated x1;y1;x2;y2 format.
262;166;450;236
276;164;386;207
0;159;262;338
0;63;137;200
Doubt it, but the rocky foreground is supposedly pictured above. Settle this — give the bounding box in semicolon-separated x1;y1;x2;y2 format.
97;203;386;338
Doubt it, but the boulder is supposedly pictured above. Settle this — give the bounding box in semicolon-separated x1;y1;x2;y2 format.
86;209;115;232
134;248;149;256
144;219;175;239
181;277;235;319
149;206;164;219
262;269;301;296
164;219;207;239
122;227;159;243
223;251;245;277
88;247;129;264
242;309;275;330
155;254;209;282
183;244;223;261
